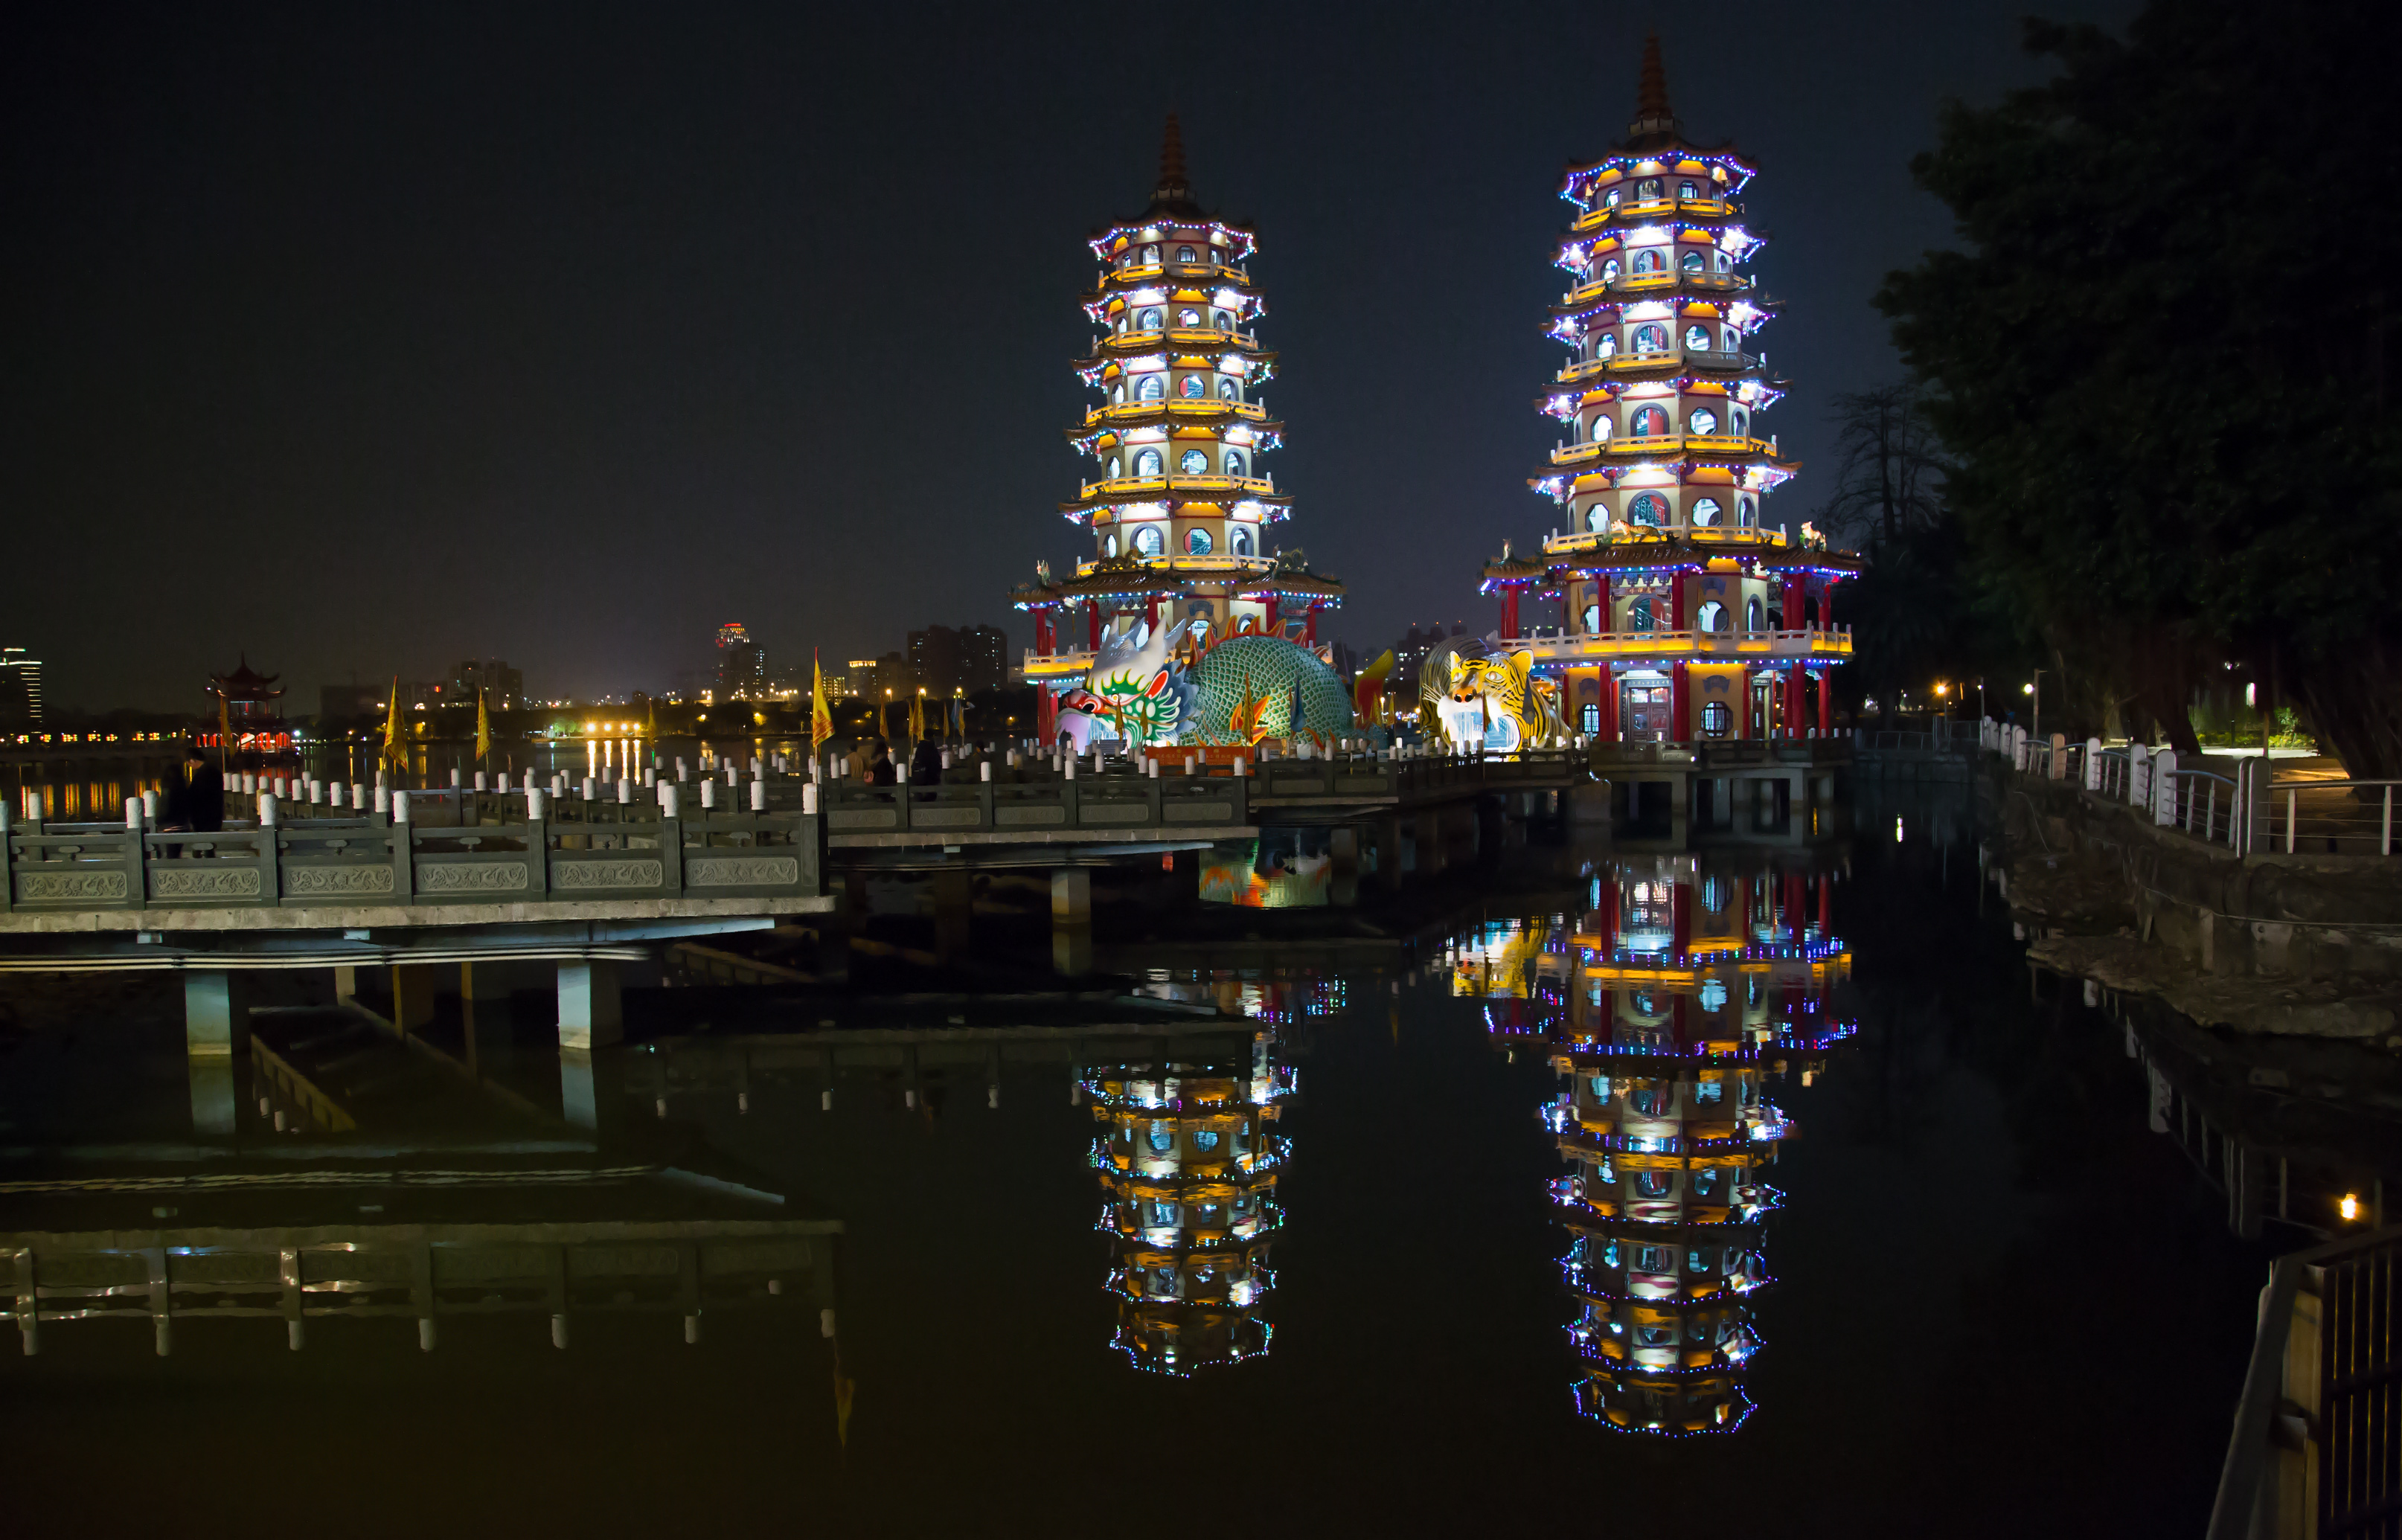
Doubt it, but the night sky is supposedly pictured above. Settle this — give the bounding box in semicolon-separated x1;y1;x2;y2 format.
3;0;2136;713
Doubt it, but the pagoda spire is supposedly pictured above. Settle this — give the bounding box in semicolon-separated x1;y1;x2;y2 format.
1627;31;1679;144
1156;112;1189;202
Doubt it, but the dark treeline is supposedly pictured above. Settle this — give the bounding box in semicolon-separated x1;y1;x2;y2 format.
1857;0;2396;774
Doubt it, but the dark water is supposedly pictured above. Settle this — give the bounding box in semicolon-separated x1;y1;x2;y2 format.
0;786;2298;1537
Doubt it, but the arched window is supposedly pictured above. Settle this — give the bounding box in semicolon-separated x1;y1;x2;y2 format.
1230;525;1252;556
1111;383;1124;405
1180;374;1205;399
1107;455;1121;478
1737;496;1756;527
1690;1165;1722;1196
1679;180;1697;200
1601;257;1621;283
1147;1267;1177;1295
1632;248;1664;275
1219;377;1239;401
1588;414;1612;443
1701;701;1732;735
1175;245;1197;263
1746;596;1764;631
1193;1128;1220;1150
1133;524;1165;557
1691;496;1722;526
1630;1088;1666;1118
1685;324;1711;352
1582;603;1601;633
1223;450;1245;475
1636;178;1662;200
1104;533;1119;557
1681;250;1703;274
1136;374;1164;401
1211;309;1229;330
1604;188;1621;208
1186;526;1212;556
1630;405;1668;437
1179;449;1208;474
1697;600;1726;632
1631;323;1668;353
1726;327;1743;352
1141;243;1159;263
1628;492;1668;526
1714;249;1729;272
1636;1170;1673;1197
1135;449;1162;476
1687;407;1718;435
1138;307;1163;330
1585;504;1609;533
1731;409;1748;437
1629;595;1656;630
1147;1122;1174;1152
1177;308;1201;327
1597;333;1619;358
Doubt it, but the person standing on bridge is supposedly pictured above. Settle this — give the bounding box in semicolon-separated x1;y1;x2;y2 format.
867;740;896;786
160;742;223;835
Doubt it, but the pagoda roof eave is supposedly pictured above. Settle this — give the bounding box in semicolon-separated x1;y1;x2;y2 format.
1077;341;1278;368
1548;285;1766;321
1063;413;1287;443
1058;488;1294;517
1533;544;1863;577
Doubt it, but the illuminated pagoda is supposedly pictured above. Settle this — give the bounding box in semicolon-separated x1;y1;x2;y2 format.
1481;37;1859;744
1012;117;1345;742
206;655;292;756
1547;853;1853;1434
1085;1023;1293;1375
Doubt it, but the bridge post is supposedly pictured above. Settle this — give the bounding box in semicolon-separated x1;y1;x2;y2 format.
185;971;250;1137
558;959;622;1051
1051;867;1092;976
931;866;973;964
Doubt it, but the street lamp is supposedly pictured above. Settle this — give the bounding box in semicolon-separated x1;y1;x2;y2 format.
2024;670;2046;740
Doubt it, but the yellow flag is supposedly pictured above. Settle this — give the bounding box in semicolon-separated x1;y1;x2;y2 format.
810;652;833;750
474;687;491;763
909;691;924;742
216;688;232;769
381;676;405;770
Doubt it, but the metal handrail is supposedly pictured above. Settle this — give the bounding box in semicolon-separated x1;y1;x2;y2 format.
2209;1223;2402;1540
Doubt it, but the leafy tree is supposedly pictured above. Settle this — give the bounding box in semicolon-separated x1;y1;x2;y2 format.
1813;383;1952;549
1875;1;2402;771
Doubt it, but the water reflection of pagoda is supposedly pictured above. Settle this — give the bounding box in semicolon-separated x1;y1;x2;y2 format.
1088;975;1317;1374
1450;854;1853;1434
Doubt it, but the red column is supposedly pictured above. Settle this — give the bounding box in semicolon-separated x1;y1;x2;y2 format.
1500;587;1521;640
1304;603;1319;644
1600;667;1619;741
1595;878;1619;955
1087;603;1102;651
1820;579;1835;630
1147;594;1162;634
1782;576;1804;633
1816;870;1831;934
1783;870;1804;941
1038;687;1057;743
1035;609;1054;656
1785;661;1803;737
1671;877;1691;959
1669;573;1689;741
1817;669;1831;734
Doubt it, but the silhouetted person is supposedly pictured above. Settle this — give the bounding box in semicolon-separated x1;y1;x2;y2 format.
910;737;941;784
161;745;223;834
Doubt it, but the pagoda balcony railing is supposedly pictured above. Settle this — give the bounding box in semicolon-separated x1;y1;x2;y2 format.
1106;327;1261;350
1549;433;1776;467
1076;472;1278;500
1558;269;1752;307
1573;195;1736;229
1082;400;1268;428
1069;554;1280;583
1541;525;1831;556
1554;350;1761;385
1106;260;1251;285
1502;626;1852;664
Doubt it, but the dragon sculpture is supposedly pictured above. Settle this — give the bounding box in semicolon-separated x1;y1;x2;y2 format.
1052;617;1357;752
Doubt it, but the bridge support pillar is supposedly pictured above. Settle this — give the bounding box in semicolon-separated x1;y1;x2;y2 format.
1050;868;1091;924
389;965;438;1033
557;960;622;1051
931;867;973;965
559;1047;626;1135
1328;826;1359;876
185;971;250;1138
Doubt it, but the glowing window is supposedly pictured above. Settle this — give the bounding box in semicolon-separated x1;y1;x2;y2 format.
1586;504;1609;533
1681;250;1704;275
1632;249;1664;275
1230;525;1252;556
1685;324;1711;351
1180;374;1205;399
1746;597;1763;630
1604;189;1620;208
1631;323;1668;353
1731;409;1748;436
1223;450;1245;475
1104;533;1118;558
1598;333;1618;358
1141;244;1159;263
1193;1129;1220;1151
1581;702;1601;732
1700;979;1729;1011
1636;1170;1673;1197
1179;449;1208;474
1630;1085;1665;1115
1687;407;1718;435
1629;595;1656;629
1629;492;1668;526
1679;180;1697;199
1133;524;1165;556
1601;257;1621;283
1737;496;1756;526
1697;600;1726;631
1135;449;1162;475
1219;377;1238;400
1136;374;1164;401
1147;1123;1174;1152
1691;496;1723;526
1630;405;1668;437
1701;701;1733;736
1186;526;1213;556
1589;414;1612;442
1636;179;1662;200
1107;455;1121;478
1175;245;1197;263
1691;1162;1722;1190
1178;308;1201;327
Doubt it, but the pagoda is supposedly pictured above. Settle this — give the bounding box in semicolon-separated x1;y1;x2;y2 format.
1012;118;1344;743
1085;1024;1293;1375
1480;38;1860;745
206;655;292;756
1547;852;1854;1434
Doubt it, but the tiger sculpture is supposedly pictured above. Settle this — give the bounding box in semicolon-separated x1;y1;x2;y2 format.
1418;638;1572;754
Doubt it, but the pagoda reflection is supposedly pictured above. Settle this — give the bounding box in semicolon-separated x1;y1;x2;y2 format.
1450;853;1852;1434
1092;972;1326;1374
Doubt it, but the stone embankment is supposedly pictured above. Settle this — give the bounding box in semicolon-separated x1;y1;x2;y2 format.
1992;773;2402;1049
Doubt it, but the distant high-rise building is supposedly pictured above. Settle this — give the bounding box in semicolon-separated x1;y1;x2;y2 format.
716;621;752;650
845;658;882;701
448;658;523;711
909;623;1009;697
0;647;44;726
718;638;767;700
